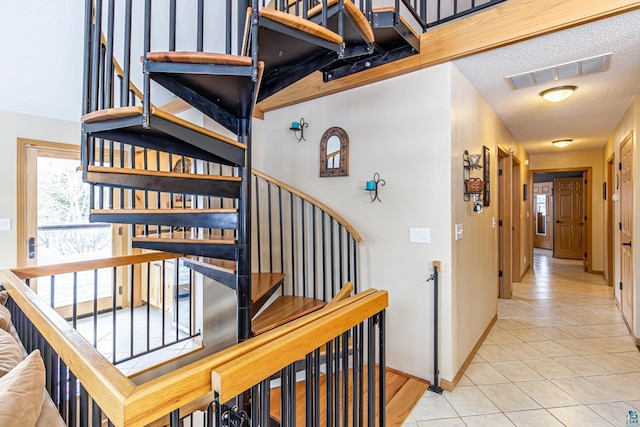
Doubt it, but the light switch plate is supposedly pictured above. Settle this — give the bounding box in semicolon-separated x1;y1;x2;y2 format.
409;227;430;244
0;218;10;231
455;223;463;240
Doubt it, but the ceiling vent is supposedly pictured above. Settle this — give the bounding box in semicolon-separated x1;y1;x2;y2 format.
506;53;611;89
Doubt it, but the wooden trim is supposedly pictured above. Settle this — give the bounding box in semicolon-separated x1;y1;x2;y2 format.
259;8;343;44
10;252;181;280
146;51;252;66
211;290;389;402
88;165;243;182
441;314;497;392
0;270;135;426
253;168;362;242
255;0;640;114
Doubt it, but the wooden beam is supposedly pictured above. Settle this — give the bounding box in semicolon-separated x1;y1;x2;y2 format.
255;0;640;114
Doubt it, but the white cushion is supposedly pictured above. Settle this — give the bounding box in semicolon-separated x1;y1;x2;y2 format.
0;329;23;378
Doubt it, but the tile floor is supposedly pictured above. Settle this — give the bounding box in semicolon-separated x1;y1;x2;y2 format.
404;249;640;426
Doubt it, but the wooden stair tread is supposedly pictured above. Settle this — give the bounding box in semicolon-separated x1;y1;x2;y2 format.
87;165;242;182
259;8;343;44
382;378;429;426
147;51;252;66
308;0;375;43
82;106;245;150
252;296;326;335
252;272;286;302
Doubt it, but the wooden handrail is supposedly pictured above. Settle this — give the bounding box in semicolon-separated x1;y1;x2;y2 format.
10;251;181;280
252;168;362;242
212;289;388;402
2;258;384;426
0;270;135;426
124;289;379;426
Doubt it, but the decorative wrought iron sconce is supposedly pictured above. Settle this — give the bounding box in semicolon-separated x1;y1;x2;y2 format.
365;172;385;203
290;118;308;142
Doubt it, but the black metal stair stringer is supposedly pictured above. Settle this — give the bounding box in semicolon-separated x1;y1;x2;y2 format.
131;240;237;260
90;210;238;230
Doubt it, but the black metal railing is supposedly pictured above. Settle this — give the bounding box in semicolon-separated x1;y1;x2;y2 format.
253;170;361;302
7;297;116;426
12;253;198;368
425;0;506;27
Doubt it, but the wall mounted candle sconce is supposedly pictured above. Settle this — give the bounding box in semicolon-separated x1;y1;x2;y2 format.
290;118;308;142
365;172;385;203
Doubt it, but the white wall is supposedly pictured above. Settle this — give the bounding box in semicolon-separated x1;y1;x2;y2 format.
0;109;81;269
256;65;454;380
0;2;85;122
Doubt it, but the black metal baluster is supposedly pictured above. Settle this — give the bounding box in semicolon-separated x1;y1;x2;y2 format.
301;199;307;297
197;0;204;51
378;311;386;427
112;266;117;364
169;0;176;51
93;269;99;347
256;176;262;272
312;207;318;299
122;0;132;108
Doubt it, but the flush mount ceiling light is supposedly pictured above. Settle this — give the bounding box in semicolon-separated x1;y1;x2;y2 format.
552;139;572;148
540;86;577;103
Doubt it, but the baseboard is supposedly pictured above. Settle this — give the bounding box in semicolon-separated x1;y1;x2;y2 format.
440;314;497;392
592;270;604;275
386;366;431;386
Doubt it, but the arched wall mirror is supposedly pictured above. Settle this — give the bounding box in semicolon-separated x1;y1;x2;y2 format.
320;127;349;177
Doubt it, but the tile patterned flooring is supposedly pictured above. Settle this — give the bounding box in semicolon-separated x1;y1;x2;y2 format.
404;250;640;426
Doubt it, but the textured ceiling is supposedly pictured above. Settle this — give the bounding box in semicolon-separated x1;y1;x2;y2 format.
453;9;640;155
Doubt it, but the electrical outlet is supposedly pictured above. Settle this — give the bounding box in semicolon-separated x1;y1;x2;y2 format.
0;218;10;231
455;224;463;240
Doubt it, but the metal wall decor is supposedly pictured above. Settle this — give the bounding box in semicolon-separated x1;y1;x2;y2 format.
483;145;491;206
320;127;349;177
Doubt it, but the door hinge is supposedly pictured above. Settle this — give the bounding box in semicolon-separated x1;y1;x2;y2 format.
498;220;503;227
584;179;587;184
584;252;588;257
620;222;623;230
620;282;623;290
118;226;122;236
584;216;587;221
619;162;622;170
499;270;503;277
499;169;503;176
118;286;122;295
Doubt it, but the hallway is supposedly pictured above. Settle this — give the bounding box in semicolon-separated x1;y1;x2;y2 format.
405;249;640;426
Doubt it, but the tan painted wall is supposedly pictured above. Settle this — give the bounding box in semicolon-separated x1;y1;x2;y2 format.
256;64;455;381
529;149;605;272
0;109;81;269
449;65;527;380
603;96;639;336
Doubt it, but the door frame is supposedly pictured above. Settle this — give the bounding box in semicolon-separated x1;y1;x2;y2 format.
497;146;512;298
606;154;615;286
16;139;84;268
512;157;522;282
529;167;593;273
619;132;633;331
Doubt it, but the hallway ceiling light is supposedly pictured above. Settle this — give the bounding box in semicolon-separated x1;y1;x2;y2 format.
540;86;577;102
552;139;572;148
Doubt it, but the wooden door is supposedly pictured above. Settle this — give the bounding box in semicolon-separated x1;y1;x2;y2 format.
533;182;553;249
17;139;123;315
512;159;521;282
620;135;633;326
553;177;584;259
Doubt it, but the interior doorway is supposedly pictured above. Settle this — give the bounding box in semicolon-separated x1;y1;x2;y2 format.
533;182;553;249
531;169;592;273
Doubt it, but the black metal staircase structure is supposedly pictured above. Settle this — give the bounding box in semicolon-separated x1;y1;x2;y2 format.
81;0;425;349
